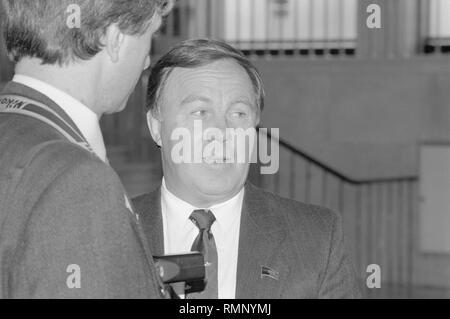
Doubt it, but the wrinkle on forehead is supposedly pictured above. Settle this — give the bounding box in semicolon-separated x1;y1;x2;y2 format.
161;60;256;109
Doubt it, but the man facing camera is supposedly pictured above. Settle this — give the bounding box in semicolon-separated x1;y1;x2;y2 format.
0;0;173;298
134;39;361;299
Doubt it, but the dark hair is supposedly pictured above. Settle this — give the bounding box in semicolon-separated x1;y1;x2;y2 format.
0;0;173;65
147;38;265;114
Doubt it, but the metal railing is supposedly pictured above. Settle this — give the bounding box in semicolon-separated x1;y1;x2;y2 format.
249;130;418;298
222;0;357;57
158;0;357;58
420;0;450;55
158;0;450;60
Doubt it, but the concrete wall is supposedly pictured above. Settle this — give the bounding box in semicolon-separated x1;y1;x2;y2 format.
255;57;450;180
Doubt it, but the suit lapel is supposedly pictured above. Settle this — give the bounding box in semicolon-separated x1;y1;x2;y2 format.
139;188;165;256
235;183;290;299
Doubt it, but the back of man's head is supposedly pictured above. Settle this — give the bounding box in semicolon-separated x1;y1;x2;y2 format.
0;0;172;65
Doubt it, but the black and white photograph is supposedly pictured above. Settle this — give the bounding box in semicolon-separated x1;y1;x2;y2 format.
0;0;449;305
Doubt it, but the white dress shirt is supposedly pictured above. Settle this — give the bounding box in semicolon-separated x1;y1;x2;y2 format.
161;179;244;299
12;74;107;162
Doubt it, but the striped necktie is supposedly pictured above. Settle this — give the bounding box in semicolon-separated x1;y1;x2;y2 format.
186;209;218;299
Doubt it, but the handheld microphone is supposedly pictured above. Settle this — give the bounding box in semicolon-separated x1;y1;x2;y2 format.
154;252;205;284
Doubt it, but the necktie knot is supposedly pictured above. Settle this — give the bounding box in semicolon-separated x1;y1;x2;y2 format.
190;210;216;231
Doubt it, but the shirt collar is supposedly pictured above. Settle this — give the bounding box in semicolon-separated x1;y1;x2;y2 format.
209;186;244;232
12;74;107;163
161;178;244;231
161;178;197;223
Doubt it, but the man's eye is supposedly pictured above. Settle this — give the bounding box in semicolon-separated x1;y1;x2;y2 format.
191;110;207;117
231;111;248;118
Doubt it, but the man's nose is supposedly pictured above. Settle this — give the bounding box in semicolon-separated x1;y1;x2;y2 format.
204;116;228;142
213;116;229;132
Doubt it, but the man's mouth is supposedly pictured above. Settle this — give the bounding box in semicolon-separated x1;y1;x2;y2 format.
203;156;233;164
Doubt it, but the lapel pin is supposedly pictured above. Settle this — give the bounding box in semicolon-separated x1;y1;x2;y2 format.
261;266;279;281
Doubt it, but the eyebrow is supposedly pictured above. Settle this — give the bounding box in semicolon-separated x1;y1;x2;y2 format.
230;98;255;107
181;95;213;105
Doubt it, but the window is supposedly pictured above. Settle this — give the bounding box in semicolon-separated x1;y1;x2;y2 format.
157;0;358;57
223;0;357;56
423;0;450;53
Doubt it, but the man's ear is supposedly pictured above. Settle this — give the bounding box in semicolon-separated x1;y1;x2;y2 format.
147;111;163;147
254;108;262;128
104;24;125;63
256;113;261;127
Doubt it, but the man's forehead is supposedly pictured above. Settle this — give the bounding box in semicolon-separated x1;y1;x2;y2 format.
166;60;252;87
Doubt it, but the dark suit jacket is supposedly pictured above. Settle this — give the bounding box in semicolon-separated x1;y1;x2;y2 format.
133;183;361;299
0;82;164;299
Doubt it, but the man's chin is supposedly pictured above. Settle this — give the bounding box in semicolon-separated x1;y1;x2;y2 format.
194;181;243;201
